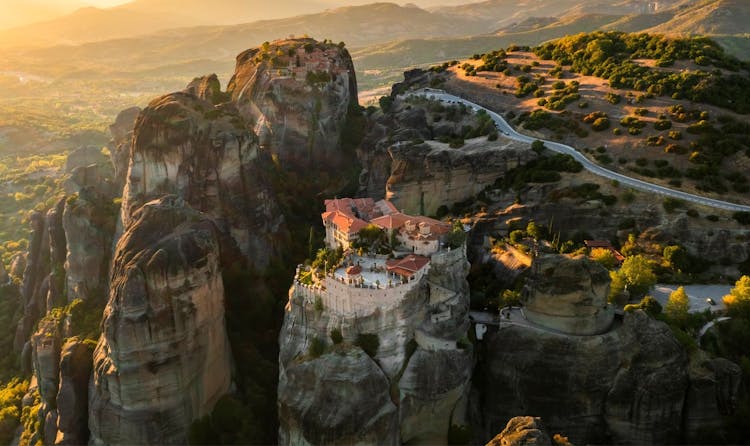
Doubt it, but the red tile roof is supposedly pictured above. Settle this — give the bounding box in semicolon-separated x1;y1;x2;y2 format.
386;255;430;277
371;212;411;230
323;210;368;235
346;265;362;275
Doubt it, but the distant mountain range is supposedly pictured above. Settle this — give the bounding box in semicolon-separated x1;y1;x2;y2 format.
0;0;748;91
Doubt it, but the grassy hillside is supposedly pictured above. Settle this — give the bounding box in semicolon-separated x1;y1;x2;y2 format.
426;32;750;203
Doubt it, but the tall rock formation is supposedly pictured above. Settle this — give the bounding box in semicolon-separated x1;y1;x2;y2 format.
474;310;689;444
278;246;473;444
89;196;233;445
119;79;284;268
108;107;141;190
473;254;741;444
227;38;357;167
521;253;614;335
86;38;360;444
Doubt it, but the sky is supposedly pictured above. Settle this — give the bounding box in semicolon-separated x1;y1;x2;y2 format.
0;0;461;30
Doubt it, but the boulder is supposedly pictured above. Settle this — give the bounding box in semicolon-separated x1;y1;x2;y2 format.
185;74;227;104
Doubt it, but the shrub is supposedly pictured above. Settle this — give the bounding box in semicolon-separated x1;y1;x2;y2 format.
663;197;684;213
330;328;343;345
733;212;750;225
654;119;672;130
591;117;610;131
308;337;326;358
355;333;379;358
605;92;622;104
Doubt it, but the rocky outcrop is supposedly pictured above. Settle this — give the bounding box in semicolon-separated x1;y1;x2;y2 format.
522;254;614;335
30;313;65;446
279;246;472;444
0;261;8;284
227;38;357;166
9;252;26;280
14;210;51;351
64;146;108;173
185;74;227;105
386;139;533;216
684;355;742;443
486;416;552;446
63;162;118;303
278;346;398;445
119;83;285;268
109;106;141;190
356;88;535;214
474;310;688;444
89;196;233;445
55;338;94;445
45;198;67;312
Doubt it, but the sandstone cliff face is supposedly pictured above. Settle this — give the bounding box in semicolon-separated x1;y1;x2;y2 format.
684;355;742;443
15;210;51;351
108;107;141;190
278;346;398;445
386;139;534;216
522;253;614;335
357;90;535;215
227;39;357;166
89;196;233;445
474;311;689;444
119;82;285;268
278;246;473;444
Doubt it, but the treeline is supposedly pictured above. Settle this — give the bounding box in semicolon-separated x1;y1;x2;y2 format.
533;31;750;113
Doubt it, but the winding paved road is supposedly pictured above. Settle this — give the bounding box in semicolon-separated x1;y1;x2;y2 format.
407;89;750;212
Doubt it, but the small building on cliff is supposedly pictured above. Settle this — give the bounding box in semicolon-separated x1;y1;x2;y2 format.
322;197;450;255
299;197;462;316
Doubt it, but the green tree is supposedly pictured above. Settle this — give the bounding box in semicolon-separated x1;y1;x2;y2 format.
664;286;690;326
612;254;656;299
663;245;689;271
624;295;663;317
308;337;326;358
621;254;657;297
500;289;521;308
526;220;543;241
590;247;617;269
531;140;546;153
330;328;343;345
355;333;379;358
724;275;750;318
446;221;467;249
